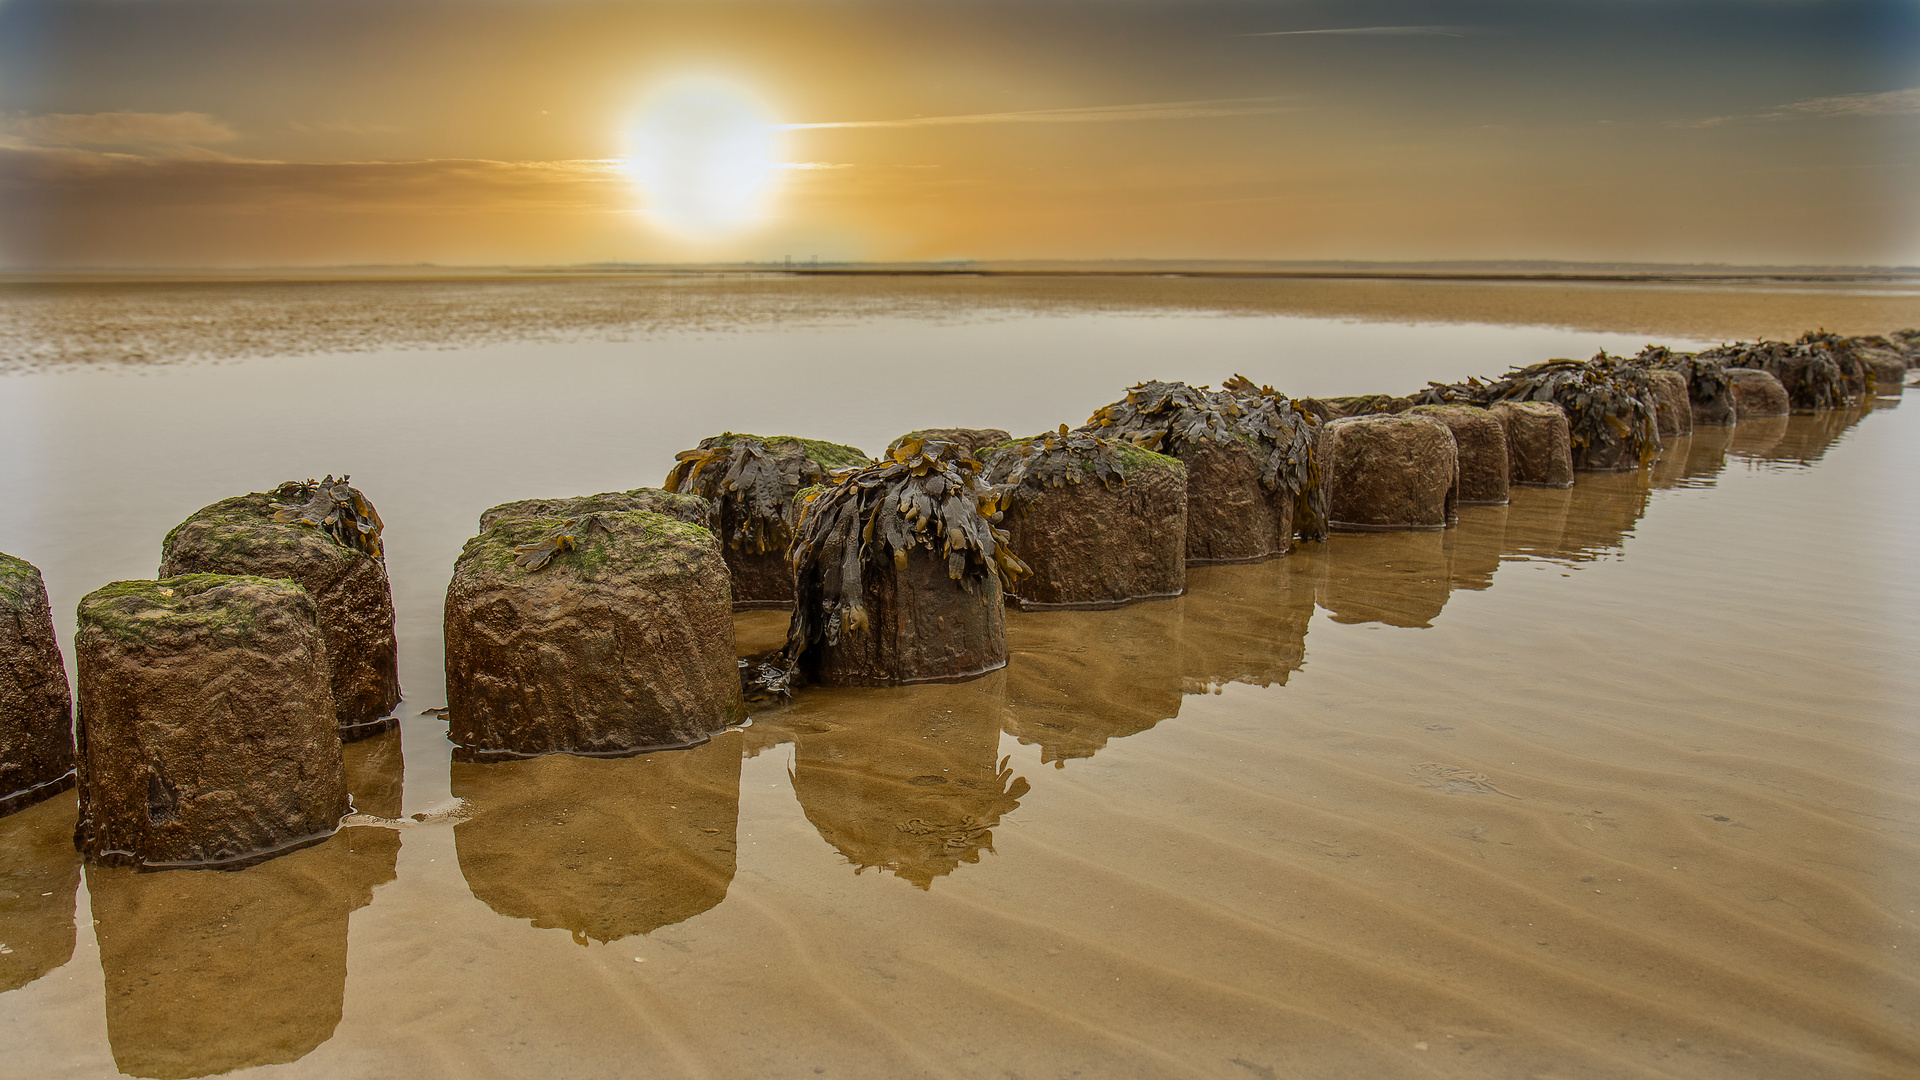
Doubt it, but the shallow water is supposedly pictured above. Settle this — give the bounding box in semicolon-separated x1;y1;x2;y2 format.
1;276;1917;1079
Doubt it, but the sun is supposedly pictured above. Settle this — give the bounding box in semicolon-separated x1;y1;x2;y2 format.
629;77;780;239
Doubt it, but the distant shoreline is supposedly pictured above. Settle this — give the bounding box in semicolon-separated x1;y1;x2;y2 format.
3;261;1918;288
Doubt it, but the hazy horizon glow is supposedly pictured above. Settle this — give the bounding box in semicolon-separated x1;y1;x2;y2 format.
0;0;1915;269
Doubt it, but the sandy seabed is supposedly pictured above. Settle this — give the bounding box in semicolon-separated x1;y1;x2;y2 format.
1;275;1917;1079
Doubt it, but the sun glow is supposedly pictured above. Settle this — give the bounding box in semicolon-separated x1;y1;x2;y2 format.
629;78;780;238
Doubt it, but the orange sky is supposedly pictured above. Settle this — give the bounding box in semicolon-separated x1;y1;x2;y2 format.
1;0;1916;268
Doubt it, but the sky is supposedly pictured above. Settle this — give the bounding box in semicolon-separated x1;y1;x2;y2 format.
1;0;1916;268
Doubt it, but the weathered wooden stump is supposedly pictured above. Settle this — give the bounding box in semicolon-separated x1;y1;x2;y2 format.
444;510;744;760
1724;368;1790;418
1488;402;1575;488
1667;358;1737;426
1646;369;1694;439
1709;342;1847;411
1407;404;1509;505
983;432;1187;609
159;478;399;740
1;552;73;818
787;438;1020;686
73;575;345;869
1079;380;1319;564
1323;414;1459;531
664;433;869;607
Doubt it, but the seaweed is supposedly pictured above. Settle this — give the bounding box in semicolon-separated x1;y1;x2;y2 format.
1636;344;1733;421
784;436;1028;666
1799;330;1870;395
509;514;613;572
1078;377;1327;541
1699;338;1848;411
1413;354;1660;470
1079;380;1245;456
663;433;864;556
982;425;1127;492
268;475;384;557
1220;375;1328;542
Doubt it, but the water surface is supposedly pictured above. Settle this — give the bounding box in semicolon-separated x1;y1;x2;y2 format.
1;276;1916;1079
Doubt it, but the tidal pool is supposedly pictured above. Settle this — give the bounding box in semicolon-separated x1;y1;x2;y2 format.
1;275;1916;1079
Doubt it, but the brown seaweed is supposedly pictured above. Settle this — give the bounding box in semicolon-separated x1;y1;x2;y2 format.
1077;377;1327;541
983;426;1126;492
662;433;867;556
1636;345;1734;421
1221;375;1329;542
1412;354;1660;470
508;514;611;572
784;437;1028;666
268;475;384;558
1079;379;1245;455
1698;338;1849;411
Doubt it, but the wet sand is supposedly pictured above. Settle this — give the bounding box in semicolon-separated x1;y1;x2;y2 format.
0;279;1917;1078
2;273;1915;372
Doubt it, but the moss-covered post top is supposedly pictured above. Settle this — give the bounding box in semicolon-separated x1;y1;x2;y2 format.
77;574;317;650
162;478;384;570
980;426;1183;492
458;510;719;586
477;487;713;534
0;549;43;606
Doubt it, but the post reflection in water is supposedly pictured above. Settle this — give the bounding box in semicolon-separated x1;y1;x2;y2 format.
0;792;80;994
1650;428;1734;490
1000;599;1185;766
1177;561;1315;694
769;676;1028;889
1734;401;1881;469
86;824;399;1080
1313;530;1459;629
343;727;405;821
450;730;743;944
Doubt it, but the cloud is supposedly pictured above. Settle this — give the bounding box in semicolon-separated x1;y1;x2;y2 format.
0;146;629;214
1674;86;1920;128
289;120;403;137
2;110;238;146
783;97;1291;131
1241;26;1480;38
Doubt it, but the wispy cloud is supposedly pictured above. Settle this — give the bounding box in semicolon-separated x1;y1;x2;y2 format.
289;120;402;137
1241;26;1480;38
1;110;238;146
783;97;1290;131
0;147;631;214
1674;86;1920;128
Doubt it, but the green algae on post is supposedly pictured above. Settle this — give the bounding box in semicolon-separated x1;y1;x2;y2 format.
73;574;346;870
444;510;745;760
160;482;401;739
